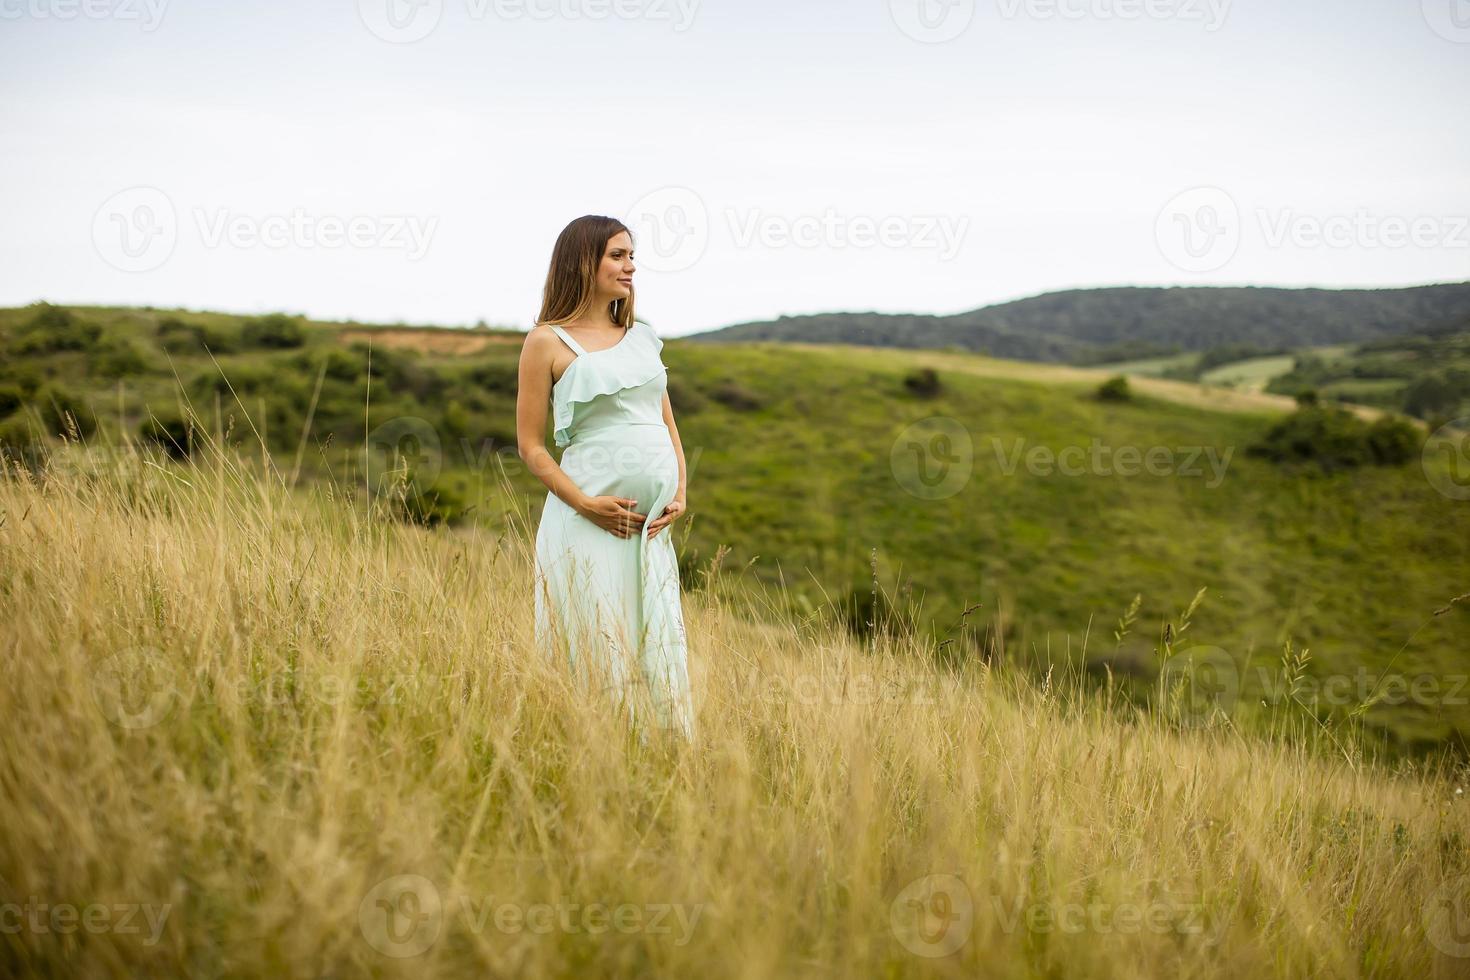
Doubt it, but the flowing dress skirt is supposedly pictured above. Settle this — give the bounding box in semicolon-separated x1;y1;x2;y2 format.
533;419;693;738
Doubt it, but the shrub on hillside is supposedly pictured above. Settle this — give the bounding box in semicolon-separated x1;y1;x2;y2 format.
140;413;195;460
842;581;919;642
0;361;42;397
1404;368;1470;421
12;304;102;355
903;367;942;398
35;384;97;439
1363;415;1422;465
1248;406;1421;471
1096;375;1132;402
381;477;468;527
0;383;22;420
710;381;762;412
157;317;237;355
294;347;363;384
465;359;519;396
352;344;445;401
241;313;305;349
664;376;706;413
189;361;285;400
91;336;153;379
438;400;469;441
0;416;43;461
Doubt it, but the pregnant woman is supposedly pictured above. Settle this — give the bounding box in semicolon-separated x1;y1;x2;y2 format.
516;215;694;741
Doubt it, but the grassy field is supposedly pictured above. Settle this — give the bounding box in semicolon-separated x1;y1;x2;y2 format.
1104;344;1363;399
1200;355;1298;392
1265;334;1470;422
2;441;1470;978
2;304;1469;757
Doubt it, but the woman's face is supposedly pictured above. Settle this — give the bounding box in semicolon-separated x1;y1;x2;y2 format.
598;230;635;300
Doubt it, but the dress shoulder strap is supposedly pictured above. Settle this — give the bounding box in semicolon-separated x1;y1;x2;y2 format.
545;323;587;357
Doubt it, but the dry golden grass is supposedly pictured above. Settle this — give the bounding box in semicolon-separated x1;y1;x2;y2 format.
1;440;1468;978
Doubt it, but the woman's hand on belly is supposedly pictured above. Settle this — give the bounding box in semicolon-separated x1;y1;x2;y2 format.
645;495;686;540
577;495;648;539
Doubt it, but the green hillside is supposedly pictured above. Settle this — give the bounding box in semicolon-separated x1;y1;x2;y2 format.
1102;332;1470;425
1265;329;1470;421
3;302;1469;755
694;283;1470;364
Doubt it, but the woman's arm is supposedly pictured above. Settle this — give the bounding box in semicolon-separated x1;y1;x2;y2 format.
646;389;688;539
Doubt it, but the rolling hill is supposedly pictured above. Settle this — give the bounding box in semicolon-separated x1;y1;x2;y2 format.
691;283;1470;364
2;302;1468;757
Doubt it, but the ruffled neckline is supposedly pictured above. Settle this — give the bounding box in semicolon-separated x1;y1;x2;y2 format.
553;321;640;392
549;321;667;448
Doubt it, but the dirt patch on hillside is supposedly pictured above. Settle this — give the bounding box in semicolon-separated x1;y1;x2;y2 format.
338;329;523;356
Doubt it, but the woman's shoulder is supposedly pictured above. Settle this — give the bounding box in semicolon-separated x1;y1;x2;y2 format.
523;322;564;347
635;319;663;351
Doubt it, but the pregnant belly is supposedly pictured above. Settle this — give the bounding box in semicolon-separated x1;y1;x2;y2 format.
559;423;678;520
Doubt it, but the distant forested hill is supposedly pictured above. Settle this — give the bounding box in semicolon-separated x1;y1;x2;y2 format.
689;283;1470;364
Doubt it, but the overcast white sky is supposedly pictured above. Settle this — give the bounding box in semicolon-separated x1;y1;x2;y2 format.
2;0;1467;336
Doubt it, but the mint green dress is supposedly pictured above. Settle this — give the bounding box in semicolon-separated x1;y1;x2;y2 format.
533;320;694;739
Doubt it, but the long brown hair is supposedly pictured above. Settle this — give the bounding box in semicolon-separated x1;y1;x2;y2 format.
535;215;635;329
